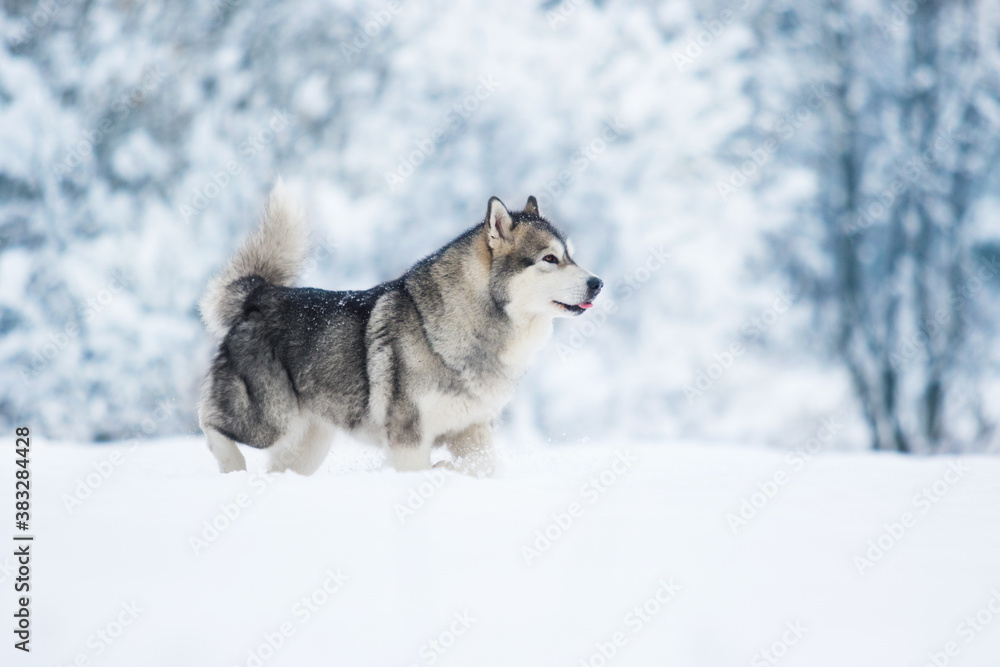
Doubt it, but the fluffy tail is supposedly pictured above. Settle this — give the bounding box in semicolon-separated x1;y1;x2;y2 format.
200;180;310;338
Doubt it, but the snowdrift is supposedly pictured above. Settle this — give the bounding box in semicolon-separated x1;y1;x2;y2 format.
6;438;1000;666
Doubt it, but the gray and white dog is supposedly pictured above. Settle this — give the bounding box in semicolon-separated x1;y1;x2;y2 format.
198;182;602;475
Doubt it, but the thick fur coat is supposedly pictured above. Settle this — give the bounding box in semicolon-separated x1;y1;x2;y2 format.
198;183;602;475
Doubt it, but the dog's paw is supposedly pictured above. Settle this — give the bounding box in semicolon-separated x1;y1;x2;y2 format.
217;460;247;474
436;454;495;478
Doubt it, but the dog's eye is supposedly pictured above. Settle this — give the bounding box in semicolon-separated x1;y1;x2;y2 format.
542;254;559;264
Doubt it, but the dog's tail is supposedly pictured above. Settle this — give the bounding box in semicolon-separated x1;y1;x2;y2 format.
199;179;309;338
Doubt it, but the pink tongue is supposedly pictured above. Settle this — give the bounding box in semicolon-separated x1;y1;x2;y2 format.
578;302;593;309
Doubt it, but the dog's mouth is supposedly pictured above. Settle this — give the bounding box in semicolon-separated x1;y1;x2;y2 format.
553;300;593;315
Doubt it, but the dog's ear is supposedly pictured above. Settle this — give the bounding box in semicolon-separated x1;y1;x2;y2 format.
524;195;539;217
485;197;515;249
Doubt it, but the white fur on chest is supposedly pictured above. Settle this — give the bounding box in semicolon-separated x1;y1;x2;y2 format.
418;383;513;440
418;317;553;439
501;315;553;374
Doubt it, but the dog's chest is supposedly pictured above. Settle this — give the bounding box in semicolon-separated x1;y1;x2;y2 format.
418;318;552;437
500;315;553;374
418;314;553;438
418;380;515;437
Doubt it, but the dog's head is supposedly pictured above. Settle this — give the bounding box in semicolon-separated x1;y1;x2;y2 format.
484;196;602;318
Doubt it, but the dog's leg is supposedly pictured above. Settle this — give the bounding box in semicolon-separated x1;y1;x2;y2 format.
438;422;495;477
384;395;432;471
205;428;246;473
293;422;336;475
270;421;335;475
385;413;431;472
266;418;313;474
388;439;433;471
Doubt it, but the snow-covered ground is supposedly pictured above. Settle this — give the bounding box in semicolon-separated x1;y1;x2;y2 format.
7;437;1000;666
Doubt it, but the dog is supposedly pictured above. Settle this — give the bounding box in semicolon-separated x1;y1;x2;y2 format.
198;182;602;475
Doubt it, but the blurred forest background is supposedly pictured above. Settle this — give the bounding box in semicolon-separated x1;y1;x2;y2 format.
1;0;999;453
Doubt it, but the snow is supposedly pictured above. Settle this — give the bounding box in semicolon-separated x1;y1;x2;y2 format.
3;1;1000;658
9;436;1000;666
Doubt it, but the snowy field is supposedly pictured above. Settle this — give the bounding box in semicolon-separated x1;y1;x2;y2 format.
6;437;1000;666
4;1;1000;664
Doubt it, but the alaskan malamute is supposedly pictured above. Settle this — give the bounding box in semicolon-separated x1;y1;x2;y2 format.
198;183;602;475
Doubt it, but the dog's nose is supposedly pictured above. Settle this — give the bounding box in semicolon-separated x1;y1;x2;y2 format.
587;276;603;295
